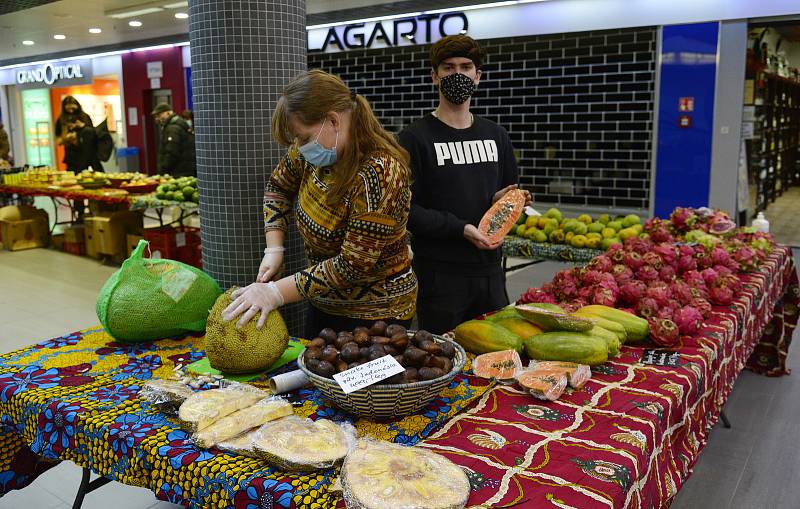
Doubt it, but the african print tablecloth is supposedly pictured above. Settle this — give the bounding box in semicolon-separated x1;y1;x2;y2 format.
416;245;797;509
0;248;795;509
0;184;131;204
0;333;490;508
503;236;604;263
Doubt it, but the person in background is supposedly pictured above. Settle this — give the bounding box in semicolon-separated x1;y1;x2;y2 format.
180;110;194;133
152;103;196;177
399;35;530;335
54;96;99;222
221;70;418;337
0;123;10;163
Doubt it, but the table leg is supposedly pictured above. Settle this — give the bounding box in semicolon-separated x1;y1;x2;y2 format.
720;410;732;429
71;467;112;509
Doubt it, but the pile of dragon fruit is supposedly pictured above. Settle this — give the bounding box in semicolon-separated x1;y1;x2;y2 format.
519;207;777;347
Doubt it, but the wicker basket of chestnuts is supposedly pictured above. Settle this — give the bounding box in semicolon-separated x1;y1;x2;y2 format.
297;321;466;419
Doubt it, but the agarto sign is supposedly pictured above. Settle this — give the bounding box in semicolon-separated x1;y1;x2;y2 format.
309;12;469;53
16;62;85;85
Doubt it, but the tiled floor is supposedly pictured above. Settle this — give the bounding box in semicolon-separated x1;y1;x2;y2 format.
761;186;800;248
0;248;797;508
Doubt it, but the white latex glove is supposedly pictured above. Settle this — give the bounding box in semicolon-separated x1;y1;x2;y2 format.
222;282;285;329
257;247;284;282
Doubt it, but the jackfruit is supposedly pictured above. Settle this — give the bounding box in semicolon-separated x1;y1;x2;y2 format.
193;397;294;448
252;416;353;472
178;385;266;432
204;288;290;374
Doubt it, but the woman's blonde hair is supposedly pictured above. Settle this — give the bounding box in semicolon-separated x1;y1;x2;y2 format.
272;69;409;205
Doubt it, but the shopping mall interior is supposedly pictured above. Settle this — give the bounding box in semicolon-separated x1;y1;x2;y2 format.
1;1;799;509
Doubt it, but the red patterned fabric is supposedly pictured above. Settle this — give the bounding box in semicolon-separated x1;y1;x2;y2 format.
417;247;797;509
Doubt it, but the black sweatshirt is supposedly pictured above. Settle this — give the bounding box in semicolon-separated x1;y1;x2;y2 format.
399;114;519;275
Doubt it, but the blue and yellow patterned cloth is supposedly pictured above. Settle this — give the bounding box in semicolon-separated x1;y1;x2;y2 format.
0;327;490;508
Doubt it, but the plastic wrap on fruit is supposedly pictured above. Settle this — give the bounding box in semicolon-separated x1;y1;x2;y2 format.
139;379;194;415
472;350;522;381
526;360;591;389
177;383;268;433
192;396;294;449
251;416;356;472
341;439;470;509
516;369;567;401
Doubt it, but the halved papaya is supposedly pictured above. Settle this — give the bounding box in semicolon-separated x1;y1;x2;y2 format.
478;189;527;244
473;350;522;380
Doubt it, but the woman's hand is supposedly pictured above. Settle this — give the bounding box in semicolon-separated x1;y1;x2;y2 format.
257;247;284;282
222;282;285;329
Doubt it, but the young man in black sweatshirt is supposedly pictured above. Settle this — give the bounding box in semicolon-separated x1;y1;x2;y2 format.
399;35;529;334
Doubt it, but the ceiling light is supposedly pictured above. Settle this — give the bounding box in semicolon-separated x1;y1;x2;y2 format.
107;7;163;19
174;12;188;19
89;27;102;34
53;34;66;39
128;20;143;27
22;40;34;45
163;1;188;7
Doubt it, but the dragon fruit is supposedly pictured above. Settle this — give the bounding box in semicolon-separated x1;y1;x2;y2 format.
642;252;664;270
700;268;719;286
670;280;694;306
562;300;587;313
712;265;733;278
577;286;594;302
657;306;676;320
646;282;673;308
592;285;619;307
678;245;695;258
623;251;645;271
659;265;677;282
619;280;647;306
689;286;709;300
624;237;654;255
519;287;558;305
682;270;706;289
691;298;712;318
695;251;713;270
715;273;741;291
734;246;757;272
582;270;605;286
653;244;678;268
649;317;680;347
636;265;660;284
608;244;626;263
636;297;660;319
673;306;703;335
588;255;614;273
612;264;635;285
670;207;698;231
708;285;734;306
709;218;736;235
710;247;731;267
650;226;674;244
677;256;698;274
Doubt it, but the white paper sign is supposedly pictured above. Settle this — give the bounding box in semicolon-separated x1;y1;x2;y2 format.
147;61;163;78
128;107;138;126
175;232;186;247
333;355;405;394
150;78;161;89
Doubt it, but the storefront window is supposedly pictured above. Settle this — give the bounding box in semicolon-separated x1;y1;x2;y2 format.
21;88;53;167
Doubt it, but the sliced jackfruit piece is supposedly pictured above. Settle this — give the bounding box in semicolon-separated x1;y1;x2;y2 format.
178;385;266;432
193;397;293;449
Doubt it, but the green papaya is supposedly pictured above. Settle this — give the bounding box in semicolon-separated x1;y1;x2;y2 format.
515;305;594;332
454;320;523;354
524;332;608;366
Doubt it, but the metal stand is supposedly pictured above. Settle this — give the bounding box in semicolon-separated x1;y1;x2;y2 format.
720;410;732;429
502;255;545;273
72;467;112;509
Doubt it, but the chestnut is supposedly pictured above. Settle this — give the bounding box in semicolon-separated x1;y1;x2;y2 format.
359;347;370;359
353;330;371;346
414;330;434;344
418;367;444;381
348;360;364;370
369;320;388;336
321;345;339;363
336;360;349;373
367;344;387;361
353;326;370;336
383;345;398;357
426;355;449;371
315;360;336;378
403;347;428;367
383;372;405;385
394;354;405;365
385;324;407;337
305;357;321;372
439;341;456;359
340;343;361;363
334;335;352;350
319;328;337;344
371;336;391;346
404;367;419;382
304;347;323;362
417;340;442;356
389;333;409;351
308;337;326;350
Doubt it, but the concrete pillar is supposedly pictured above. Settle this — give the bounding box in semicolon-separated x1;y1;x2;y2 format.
189;0;308;335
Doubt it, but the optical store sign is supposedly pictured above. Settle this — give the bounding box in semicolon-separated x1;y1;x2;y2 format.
9;59;92;89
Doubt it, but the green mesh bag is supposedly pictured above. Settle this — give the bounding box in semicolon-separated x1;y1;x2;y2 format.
96;239;222;342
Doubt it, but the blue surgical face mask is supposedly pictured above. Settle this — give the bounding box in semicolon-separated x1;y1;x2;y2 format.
298;119;338;167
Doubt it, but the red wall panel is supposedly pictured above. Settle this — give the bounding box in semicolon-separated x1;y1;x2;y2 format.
121;47;186;174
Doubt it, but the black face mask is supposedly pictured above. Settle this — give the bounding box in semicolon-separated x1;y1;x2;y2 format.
438;73;476;105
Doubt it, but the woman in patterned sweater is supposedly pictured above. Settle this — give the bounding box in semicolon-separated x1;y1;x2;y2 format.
223;70;418;337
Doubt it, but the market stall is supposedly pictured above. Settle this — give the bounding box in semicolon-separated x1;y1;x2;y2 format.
0;251;796;508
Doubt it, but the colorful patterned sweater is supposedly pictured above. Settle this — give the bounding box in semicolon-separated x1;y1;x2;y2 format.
264;146;417;320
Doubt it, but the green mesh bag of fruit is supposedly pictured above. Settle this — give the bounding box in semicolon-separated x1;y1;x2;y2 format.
96;239;222;342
